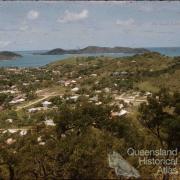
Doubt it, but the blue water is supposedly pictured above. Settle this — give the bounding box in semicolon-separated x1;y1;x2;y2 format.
0;47;180;68
0;51;72;68
148;47;180;57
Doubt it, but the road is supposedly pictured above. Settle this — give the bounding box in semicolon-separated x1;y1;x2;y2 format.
16;92;62;111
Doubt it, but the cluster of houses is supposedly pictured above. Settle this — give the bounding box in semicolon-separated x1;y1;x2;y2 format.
28;100;52;113
0;59;156;150
0;85;19;94
58;79;77;87
0;128;28;145
9;98;26;104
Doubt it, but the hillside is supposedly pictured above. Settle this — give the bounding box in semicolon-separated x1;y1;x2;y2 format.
42;46;150;55
0;52;179;179
0;51;22;60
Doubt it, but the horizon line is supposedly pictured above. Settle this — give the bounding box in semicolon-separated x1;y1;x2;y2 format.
1;46;180;52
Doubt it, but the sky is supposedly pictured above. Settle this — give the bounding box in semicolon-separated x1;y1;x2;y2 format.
0;1;180;51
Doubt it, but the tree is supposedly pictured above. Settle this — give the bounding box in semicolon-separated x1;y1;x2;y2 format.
0;93;8;105
138;89;180;179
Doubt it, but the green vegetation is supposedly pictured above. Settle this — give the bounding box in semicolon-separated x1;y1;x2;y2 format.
139;89;180;150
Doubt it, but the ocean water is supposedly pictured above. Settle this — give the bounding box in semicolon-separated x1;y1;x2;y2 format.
0;51;71;68
0;47;180;68
148;47;180;57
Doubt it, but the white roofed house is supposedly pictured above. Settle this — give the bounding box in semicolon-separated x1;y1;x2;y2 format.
6;138;16;145
70;95;79;102
120;71;128;75
28;107;43;113
9;98;25;104
71;87;79;93
5;119;13;123
89;95;98;102
42;101;52;108
44;119;56;127
111;109;128;117
104;87;111;93
71;80;77;84
20;130;27;136
90;74;97;77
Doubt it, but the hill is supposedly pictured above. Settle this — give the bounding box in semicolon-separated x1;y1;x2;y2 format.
0;51;22;60
41;46;150;55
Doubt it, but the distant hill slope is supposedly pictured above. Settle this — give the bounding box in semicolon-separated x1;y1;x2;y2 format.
41;46;150;55
0;51;22;60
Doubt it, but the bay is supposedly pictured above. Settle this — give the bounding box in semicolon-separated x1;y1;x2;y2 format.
0;47;180;68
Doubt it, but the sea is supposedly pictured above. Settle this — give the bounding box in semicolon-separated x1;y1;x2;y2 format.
0;47;180;68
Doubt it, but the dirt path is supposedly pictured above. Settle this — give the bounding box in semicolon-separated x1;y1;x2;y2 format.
16;92;62;111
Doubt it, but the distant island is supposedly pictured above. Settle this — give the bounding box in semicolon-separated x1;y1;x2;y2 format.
40;46;150;55
0;51;22;60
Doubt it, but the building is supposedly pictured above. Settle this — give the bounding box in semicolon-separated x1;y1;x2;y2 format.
71;87;79;92
44;119;56;126
42;101;52;108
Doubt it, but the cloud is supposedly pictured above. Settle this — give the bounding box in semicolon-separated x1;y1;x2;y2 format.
116;18;135;26
0;41;12;48
58;9;88;23
27;10;39;20
138;5;153;12
152;20;180;26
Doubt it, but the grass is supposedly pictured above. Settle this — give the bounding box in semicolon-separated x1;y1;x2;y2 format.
135;81;160;93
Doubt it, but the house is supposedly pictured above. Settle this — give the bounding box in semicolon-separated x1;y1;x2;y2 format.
42;101;52;108
20;130;27;136
71;80;77;83
95;90;102;94
44;119;56;126
61;134;66;138
71;87;79;92
0;90;16;94
70;95;79;101
8;129;18;134
2;130;7;134
28;107;42;113
37;136;42;142
121;71;128;75
104;87;110;93
90;95;98;102
9;98;25;104
90;74;97;77
6;138;16;145
39;142;45;145
111;109;128;117
64;80;71;86
145;92;152;96
119;103;124;109
23;83;30;86
95;101;102;105
37;136;46;145
112;72;120;76
5;119;13;123
119;109;128;116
